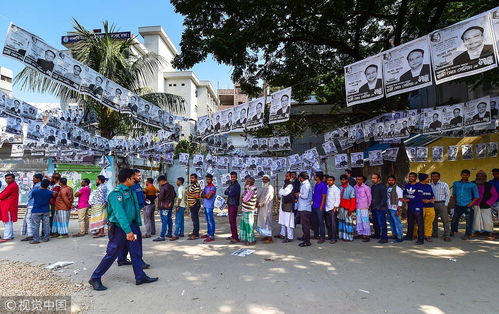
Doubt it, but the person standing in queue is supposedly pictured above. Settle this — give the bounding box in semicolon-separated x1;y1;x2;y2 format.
89;169;158;290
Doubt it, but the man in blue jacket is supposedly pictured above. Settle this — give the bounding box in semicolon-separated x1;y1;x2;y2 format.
225;172;241;243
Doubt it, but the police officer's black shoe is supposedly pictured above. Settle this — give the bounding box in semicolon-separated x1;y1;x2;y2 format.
136;276;158;285
88;278;107;291
117;259;132;266
142;263;150;269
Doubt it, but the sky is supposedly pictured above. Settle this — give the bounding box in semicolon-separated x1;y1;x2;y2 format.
0;0;234;103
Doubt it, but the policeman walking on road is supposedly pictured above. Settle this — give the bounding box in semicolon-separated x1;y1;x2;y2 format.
88;169;158;290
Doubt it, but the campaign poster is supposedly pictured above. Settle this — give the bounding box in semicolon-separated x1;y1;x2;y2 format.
26;120;43;140
491;9;499;61
350;152;364;168
369;150;383;166
432;146;444;162
487;142;498;157
464;96;491;127
476;143;487;159
269;137;281;152
288;154;302;171
123;92;140;116
197;115;210;139
422;107;443;134
429;13;497;85
220;173;231;188
178;153;190;166
362;118;378;142
406;147;417;162
461;144;474;160
271;157;287;173
52;53;84;91
22;32;59;78
335;153;349;169
231;102;248;132
102;80;126;111
373;122;386;141
193;154;204;169
441;103;464;131
2;24;32;61
136;99;152;125
212;111;223;134
447;145;459;161
383;147;399;162
232;157;245;170
416;147;428;162
220;108;233;134
248;137;260;152
80;66;107;101
349;123;365;143
280;136;291;150
246;156;258;170
269;87;291;124
147;105;163;128
383;37;433;97
344;54;384;106
20;101;39;122
322;140;337;156
5;115;23;135
246;97;265;129
163;152;174;165
216;156;230;170
4;97;22;118
258;138;269;151
407;109;422;133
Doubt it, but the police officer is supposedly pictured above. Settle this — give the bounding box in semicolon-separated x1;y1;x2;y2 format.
88;169;158;290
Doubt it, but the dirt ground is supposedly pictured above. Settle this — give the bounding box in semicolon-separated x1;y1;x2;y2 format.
0;215;498;314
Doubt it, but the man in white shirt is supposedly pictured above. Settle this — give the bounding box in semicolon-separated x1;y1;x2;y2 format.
276;172;295;242
297;172;312;247
430;172;451;241
386;176;404;242
324;176;340;244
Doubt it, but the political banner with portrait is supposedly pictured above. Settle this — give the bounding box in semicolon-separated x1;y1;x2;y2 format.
429;12;498;85
405;147;417;162
322;140;337;156
489;9;499;63
258;138;269;151
269;87;291;124
248;137;260;152
416;147;428;162
231;102;248;132
476;143;487;159
288;154;302;171
447;145;459;161
487;142;498;157
382;37;433;97
432;146;444;162
422;107;443;134
464;96;492;127
441;103;464;131
335;154;349;169
219;108;233;134
350;152;364;168
383;147;399;162
246;97;265;129
368;150;383;166
461;144;474;160
344;54;384;106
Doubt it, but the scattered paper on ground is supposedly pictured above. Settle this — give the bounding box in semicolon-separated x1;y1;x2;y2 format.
232;249;255;257
46;261;75;270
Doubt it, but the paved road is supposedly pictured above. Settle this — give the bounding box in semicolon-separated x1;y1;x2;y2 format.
0;216;497;314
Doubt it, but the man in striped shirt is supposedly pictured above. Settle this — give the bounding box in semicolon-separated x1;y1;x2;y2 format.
430;172;451;241
187;174;202;240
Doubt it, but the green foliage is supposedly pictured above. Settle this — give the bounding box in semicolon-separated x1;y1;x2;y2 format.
15;19;185;138
174;139;199;158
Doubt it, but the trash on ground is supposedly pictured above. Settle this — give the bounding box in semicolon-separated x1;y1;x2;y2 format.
449;258;457;262
264;258;274;262
358;289;370;294
46;261;74;270
232;248;255;257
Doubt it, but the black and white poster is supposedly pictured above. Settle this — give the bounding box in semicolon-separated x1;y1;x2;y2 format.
383;37;433;97
80;67;106;101
269;137;281;152
23;35;58;77
476;143;487;159
231;102;248;132
102;80;126;111
269;87;291;124
280;136;291;150
2;24;32;61
4;97;22;117
148;105;164;129
384;120;400;139
432;146;444;162
447;145;459;161
383;147;399;162
348;123;365;143
246;97;265;129
408;109;422;133
464;96;491;127
220;108;232;134
249;138;260;152
216;156;229;170
441;103;464;131
288;154;302;171
429;13;498;85
262;157;273;170
491;9;499;61
461;144;473;160
369;150;383;166
179;153;189;166
20;101;38;122
197;115;211;139
397;118;411;138
374;122;385;141
416;146;428;162
335;154;349;169
350;152;364;168
344;54;384;106
258;138;269;151
490;96;498;123
246;157;258;170
164;152;174;165
136;100;151;125
193;154;204;168
322;140;337;156
212;111;223;134
52;53;84;91
406;147;417;162
487;142;498;157
232;157;245;170
220;173;231;187
5;116;23;135
271;157;287;172
362;118;378;142
123;92;139;116
422;108;443;134
26;120;43;140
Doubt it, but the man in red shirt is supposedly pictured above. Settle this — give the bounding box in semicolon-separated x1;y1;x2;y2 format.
0;174;19;242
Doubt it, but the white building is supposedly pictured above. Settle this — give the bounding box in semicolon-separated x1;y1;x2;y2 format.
62;26;220;138
0;66;13;93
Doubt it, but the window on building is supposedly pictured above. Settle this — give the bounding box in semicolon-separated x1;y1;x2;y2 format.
173;84;177;87
168;84;172;87
1;75;12;83
195;90;198;97
181;83;185;86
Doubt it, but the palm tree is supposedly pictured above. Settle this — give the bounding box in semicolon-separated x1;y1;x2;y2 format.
15;19;185;138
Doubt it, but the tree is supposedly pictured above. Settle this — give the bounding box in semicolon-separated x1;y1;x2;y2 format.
15;19;185;138
171;0;498;121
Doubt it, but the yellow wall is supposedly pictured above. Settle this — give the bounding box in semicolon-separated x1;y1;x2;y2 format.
409;133;498;184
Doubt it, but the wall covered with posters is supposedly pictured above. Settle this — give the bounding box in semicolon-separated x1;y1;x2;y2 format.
409;133;498;183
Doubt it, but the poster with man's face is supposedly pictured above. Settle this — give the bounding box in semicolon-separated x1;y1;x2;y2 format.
220;108;232;134
197;115;210;139
429;12;498;85
193;154;204;168
178;153;189;165
362;117;378;141
441;103;465;131
382;36;433;97
164;152;174;165
322;140;337;156
247;97;265;129
232;157;245;170
51;53;84;91
232;102;249;132
374;122;386;141
2;24;33;61
416;147;428;162
216;156;229;170
80;66;107;101
280;136;291;150
476;143;487;159
335;153;349;169
102;80;126;111
269;137;281;152
461;144;473;160
422;108;443;134
464;96;491;127
407;109;422;133
21;101;38;122
447;145;458;161
269;87;291;124
258;138;269;151
487;142;498;157
432;146;444;162
369;150;383;166
288;154;302;171
248;137;260;152
350;152;364;168
405;147;417;162
382;147;399;162
344;54;384;106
